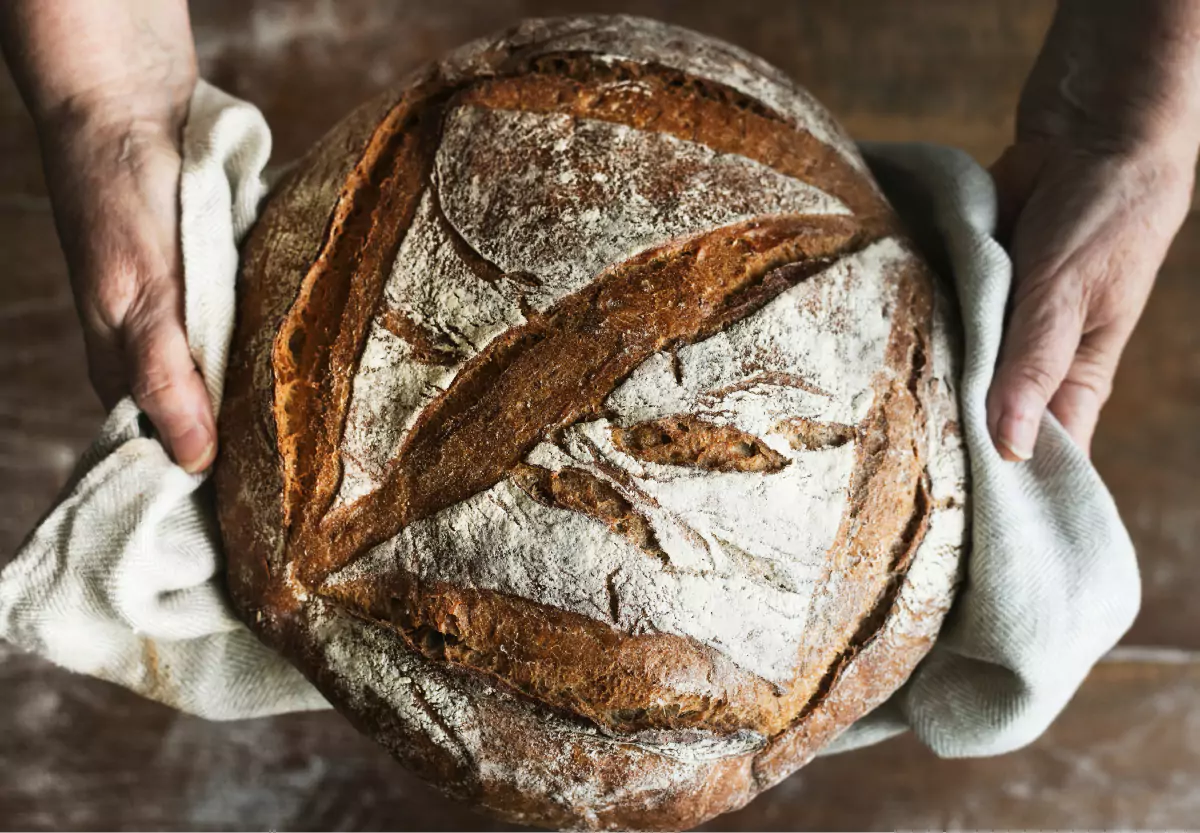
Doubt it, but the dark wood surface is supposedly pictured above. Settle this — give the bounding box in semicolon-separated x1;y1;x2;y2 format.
2;1;1198;829
4;644;1199;831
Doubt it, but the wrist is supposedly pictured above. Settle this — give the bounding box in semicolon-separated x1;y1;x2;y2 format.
1019;0;1200;156
34;82;192;151
1;0;195;146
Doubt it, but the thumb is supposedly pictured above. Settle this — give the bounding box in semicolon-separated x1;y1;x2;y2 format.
987;276;1085;461
123;287;217;473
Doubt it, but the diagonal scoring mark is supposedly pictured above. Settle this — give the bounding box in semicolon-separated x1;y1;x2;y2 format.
301;215;882;583
272;79;452;539
455;55;891;219
271;52;900;589
610;415;790;473
377;307;460;366
511;462;667;563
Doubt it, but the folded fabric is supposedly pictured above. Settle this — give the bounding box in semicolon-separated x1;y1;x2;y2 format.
0;82;327;719
0;84;1139;754
826;143;1141;756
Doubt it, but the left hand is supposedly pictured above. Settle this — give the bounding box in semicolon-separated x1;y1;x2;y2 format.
987;0;1200;461
988;136;1194;459
0;0;212;471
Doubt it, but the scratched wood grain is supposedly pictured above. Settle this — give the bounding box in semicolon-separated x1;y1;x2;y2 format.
3;646;1198;831
2;1;1198;830
2;0;1054;198
1092;216;1200;648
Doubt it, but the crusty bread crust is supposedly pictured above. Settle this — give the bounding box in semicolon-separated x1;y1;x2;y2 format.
214;15;968;831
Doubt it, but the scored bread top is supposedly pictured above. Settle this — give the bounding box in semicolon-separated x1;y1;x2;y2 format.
215;15;968;830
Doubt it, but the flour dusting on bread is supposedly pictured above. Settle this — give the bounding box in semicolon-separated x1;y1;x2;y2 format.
215;15;968;831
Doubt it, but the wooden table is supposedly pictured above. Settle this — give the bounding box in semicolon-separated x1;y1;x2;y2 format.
3;1;1198;829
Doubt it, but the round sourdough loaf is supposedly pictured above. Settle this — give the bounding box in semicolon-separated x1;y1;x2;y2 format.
214;14;969;831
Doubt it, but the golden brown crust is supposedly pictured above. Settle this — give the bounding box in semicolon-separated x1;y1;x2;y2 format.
307;214;871;583
214;85;406;617
304;599;761;831
275;77;449;564
324;571;785;736
215;15;968;831
610;415;791;473
454;56;888;219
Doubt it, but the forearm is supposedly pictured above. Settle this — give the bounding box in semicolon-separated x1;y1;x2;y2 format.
0;2;213;470
0;0;196;132
1023;0;1200;154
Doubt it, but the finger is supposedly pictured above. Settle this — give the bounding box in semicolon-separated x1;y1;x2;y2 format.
1047;380;1104;456
987;275;1085;461
123;289;217;473
1046;327;1124;455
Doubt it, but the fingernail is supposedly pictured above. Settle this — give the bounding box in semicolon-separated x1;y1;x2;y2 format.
997;409;1037;462
173;424;215;473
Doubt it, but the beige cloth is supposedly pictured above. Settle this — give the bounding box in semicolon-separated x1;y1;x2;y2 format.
0;85;1140;754
0;82;327;718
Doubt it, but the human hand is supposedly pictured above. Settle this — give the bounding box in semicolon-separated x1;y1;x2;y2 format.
989;135;1195;459
987;0;1200;460
1;1;212;471
41;103;218;472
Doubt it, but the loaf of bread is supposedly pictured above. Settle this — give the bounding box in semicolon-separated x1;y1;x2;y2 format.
214;15;969;830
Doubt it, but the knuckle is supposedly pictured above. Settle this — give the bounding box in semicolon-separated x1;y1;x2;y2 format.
74;232;179;332
130;363;202;425
1065;358;1115;406
82;261;140;333
1052;381;1106;441
80;253;176;336
130;363;183;408
125;332;193;413
120;288;184;353
1011;362;1062;400
124;270;180;321
1016;280;1084;332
